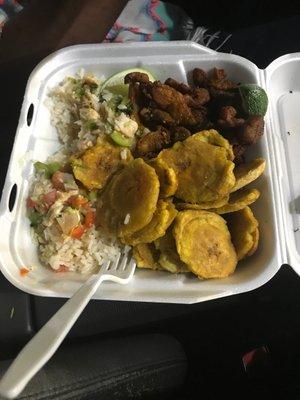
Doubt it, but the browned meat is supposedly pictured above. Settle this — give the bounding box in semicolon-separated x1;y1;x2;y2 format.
135;127;171;158
190;108;209;131
165;78;192;94
150;83;200;126
124;72;150;84
217;106;245;129
171;126;191;142
236;116;264;145
185;88;210;108
232;143;247;165
209;68;237;90
140;107;176;127
192;68;209;87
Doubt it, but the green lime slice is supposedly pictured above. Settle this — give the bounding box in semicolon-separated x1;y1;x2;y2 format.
106;84;130;97
239;84;268;116
111;130;133;147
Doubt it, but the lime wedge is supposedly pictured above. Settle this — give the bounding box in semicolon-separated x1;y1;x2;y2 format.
106;84;130;98
239;84;268;116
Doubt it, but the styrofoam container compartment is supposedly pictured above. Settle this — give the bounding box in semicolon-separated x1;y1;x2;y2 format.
0;41;299;303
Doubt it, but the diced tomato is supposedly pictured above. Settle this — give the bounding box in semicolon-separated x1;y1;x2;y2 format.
67;195;88;208
51;171;65;191
55;265;69;273
20;267;29;276
70;224;85;239
84;210;96;229
43;190;57;207
26;197;37;209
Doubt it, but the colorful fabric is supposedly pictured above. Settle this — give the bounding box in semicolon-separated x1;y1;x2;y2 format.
104;0;192;43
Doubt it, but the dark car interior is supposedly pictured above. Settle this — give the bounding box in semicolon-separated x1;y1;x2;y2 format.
1;1;300;399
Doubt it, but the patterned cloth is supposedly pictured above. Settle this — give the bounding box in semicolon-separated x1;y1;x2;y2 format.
104;0;192;42
104;0;232;50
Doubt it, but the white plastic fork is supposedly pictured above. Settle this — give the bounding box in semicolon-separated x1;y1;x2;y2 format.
0;252;136;400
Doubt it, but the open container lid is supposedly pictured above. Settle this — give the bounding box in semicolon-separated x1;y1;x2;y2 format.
265;53;300;276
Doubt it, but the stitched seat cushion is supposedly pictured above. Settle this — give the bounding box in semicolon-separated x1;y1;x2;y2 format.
0;334;187;400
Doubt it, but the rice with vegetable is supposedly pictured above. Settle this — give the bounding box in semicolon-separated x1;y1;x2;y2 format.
28;71;140;273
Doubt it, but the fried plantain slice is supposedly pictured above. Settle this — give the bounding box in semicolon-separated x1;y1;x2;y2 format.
247;228;259;257
148;158;178;198
195;129;234;161
157;132;235;203
176;195;229;211
96;158;160;237
225;206;259;260
208;188;260;214
231;157;266;192
173;210;237;279
122;200;177;245
71;138;132;190
133;243;161;270
155;229;189;273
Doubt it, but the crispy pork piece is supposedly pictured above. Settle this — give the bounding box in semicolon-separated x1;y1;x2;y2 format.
165;78;192;94
124;72;150;84
217;106;245;129
236;116;264;145
184;88;210;108
192;68;209;87
209;68;237;91
135;127;171;158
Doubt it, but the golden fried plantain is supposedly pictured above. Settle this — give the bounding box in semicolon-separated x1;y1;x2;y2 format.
157;132;235;203
176;196;229;211
195;129;234;161
133;243;161;270
148;158;178;198
225;206;259;260
122;200;177;246
97;158;160;237
155;229;189;273
71;138;132;190
247;227;259;257
208;188;260;214
173;210;237;279
231;157;266;192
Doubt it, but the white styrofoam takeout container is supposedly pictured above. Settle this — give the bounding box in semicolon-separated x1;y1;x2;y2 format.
0;41;299;304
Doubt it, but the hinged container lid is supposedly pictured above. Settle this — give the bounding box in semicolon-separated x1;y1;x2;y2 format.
265;53;300;276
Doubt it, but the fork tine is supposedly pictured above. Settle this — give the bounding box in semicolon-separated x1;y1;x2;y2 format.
100;259;111;271
123;258;136;280
119;253;129;271
110;252;121;271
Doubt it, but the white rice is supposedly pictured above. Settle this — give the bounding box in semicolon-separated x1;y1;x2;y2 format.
29;71;128;274
39;227;123;274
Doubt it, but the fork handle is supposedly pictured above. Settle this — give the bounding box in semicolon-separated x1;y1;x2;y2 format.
0;274;105;399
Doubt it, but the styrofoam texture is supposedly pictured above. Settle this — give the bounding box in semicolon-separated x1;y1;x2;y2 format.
0;41;290;303
265;53;300;276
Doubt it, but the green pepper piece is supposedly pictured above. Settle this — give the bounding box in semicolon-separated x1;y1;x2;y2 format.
88;190;98;202
28;211;43;227
111;130;133;147
47;162;61;176
34;161;61;178
34;161;48;174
